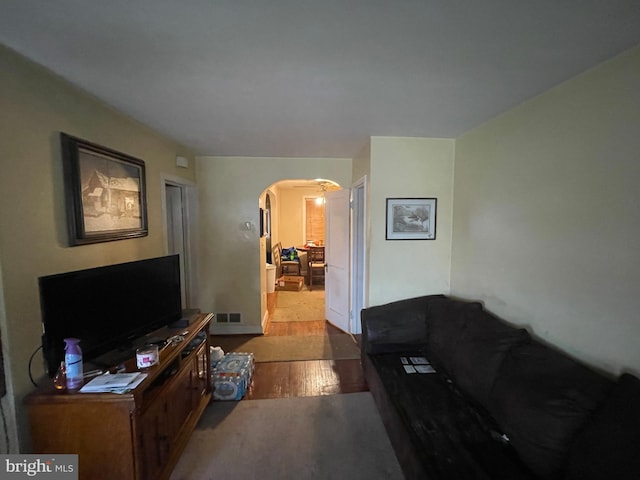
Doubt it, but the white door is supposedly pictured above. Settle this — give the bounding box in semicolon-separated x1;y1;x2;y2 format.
325;188;351;333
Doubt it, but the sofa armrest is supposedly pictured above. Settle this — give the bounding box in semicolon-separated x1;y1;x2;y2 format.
361;294;445;355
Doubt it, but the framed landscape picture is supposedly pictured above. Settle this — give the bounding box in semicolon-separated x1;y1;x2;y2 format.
60;133;148;245
386;198;437;240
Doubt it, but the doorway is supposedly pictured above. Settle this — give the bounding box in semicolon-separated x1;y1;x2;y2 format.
163;177;195;308
261;179;340;328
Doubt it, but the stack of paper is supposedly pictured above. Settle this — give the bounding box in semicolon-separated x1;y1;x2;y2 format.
401;356;437;374
80;372;147;394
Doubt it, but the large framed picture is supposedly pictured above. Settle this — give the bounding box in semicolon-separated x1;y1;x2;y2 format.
61;133;148;246
386;198;437;240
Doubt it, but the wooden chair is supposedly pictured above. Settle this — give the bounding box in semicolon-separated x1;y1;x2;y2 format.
307;246;325;290
275;242;301;276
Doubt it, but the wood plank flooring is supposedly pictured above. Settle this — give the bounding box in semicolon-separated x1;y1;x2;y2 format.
212;291;368;400
265;319;348;336
247;358;368;399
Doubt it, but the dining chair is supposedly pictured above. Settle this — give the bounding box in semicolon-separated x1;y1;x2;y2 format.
307;246;325;291
276;242;301;276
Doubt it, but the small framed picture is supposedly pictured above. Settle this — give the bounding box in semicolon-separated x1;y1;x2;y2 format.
61;133;148;245
386;198;437;240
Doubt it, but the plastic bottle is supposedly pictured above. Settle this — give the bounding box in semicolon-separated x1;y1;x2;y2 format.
64;338;83;390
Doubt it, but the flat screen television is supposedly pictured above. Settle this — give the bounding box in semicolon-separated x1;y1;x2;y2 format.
39;254;182;377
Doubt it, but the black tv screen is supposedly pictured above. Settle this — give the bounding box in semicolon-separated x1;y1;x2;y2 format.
39;255;182;377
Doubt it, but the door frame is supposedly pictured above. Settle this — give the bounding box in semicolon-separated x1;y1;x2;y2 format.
351;176;367;334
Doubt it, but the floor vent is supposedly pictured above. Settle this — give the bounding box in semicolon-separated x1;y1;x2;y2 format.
216;313;242;323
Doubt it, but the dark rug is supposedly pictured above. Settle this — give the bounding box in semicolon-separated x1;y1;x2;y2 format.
170;392;404;480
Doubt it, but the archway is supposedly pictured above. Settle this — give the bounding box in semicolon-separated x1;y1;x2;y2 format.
259;178;341;331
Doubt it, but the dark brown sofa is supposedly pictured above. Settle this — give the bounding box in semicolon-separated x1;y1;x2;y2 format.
361;295;640;480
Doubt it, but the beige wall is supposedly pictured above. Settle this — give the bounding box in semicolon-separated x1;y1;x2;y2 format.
277;185;325;248
367;137;455;306
195;156;351;335
352;141;371;186
0;46;196;451
452;46;640;376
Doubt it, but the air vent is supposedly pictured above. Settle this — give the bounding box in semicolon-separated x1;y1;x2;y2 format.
215;313;242;323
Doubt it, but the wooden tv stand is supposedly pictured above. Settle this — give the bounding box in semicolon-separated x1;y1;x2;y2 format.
25;313;213;480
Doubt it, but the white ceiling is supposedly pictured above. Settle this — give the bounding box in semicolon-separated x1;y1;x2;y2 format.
2;1;640;158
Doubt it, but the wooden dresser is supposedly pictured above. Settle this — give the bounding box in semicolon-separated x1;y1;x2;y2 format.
25;313;213;480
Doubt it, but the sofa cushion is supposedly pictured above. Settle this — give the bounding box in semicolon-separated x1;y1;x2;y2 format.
564;373;640;480
425;298;483;372
448;309;530;407
368;351;537;479
362;295;445;354
488;341;612;479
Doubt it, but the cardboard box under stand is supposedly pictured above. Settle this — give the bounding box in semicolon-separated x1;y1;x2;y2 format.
276;275;304;291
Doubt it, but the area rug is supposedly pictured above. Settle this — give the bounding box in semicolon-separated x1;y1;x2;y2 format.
211;334;360;362
272;289;325;322
170;392;404;480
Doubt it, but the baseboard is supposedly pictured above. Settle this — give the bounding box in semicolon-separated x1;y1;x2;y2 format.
209;323;264;335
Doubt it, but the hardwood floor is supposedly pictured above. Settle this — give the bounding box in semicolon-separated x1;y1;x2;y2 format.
212;291;368;400
246;358;368;399
265;319;348;336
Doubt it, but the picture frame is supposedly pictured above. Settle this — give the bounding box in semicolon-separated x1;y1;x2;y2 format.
386;198;437;240
60;133;148;246
259;208;265;237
